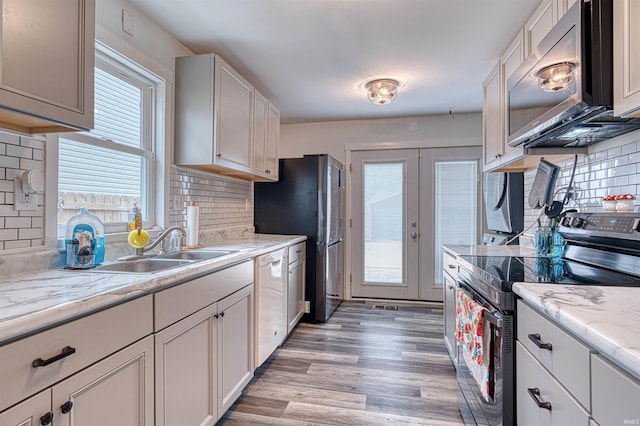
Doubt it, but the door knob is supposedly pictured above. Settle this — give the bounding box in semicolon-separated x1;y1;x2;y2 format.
411;221;417;228
410;232;418;240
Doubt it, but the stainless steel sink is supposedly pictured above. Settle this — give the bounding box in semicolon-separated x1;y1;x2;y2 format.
92;259;192;273
153;250;234;261
89;249;236;274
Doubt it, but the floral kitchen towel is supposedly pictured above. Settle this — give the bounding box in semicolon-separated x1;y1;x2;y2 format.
456;289;491;401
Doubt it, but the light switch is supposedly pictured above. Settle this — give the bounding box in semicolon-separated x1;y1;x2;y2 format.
122;9;134;36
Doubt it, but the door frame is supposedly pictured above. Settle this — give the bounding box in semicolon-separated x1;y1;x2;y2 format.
344;140;482;301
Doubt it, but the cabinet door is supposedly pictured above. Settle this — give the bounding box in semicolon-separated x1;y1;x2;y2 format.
217;284;254;416
0;0;94;133
215;56;253;173
614;0;640;117
516;342;590;426
252;89;269;177
482;62;502;169
0;390;51;426
442;272;457;365
52;336;154;426
266;103;280;180
287;257;306;333
524;0;556;57
591;354;640;426
155;305;218;426
501;29;525;157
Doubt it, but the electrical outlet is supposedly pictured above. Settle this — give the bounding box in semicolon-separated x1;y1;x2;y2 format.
303;301;311;313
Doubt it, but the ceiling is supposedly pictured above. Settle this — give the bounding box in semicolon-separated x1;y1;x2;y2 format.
127;0;541;124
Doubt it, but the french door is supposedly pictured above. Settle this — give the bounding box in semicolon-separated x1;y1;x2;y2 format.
350;147;481;301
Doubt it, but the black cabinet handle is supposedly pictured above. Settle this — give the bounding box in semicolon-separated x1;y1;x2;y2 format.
216;153;222;157
32;346;76;367
40;411;54;425
527;387;552;410
220;311;225;317
214;313;219;319
528;333;552;351
61;400;74;414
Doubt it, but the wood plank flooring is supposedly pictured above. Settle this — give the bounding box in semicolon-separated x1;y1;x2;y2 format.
218;301;464;425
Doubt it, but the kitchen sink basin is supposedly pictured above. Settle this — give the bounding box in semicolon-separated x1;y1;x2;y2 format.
153;250;234;261
91;259;192;274
89;249;236;274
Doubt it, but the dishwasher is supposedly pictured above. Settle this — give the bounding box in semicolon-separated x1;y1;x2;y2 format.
255;249;287;367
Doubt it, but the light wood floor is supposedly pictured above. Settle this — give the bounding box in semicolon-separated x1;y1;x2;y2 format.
218;301;464;425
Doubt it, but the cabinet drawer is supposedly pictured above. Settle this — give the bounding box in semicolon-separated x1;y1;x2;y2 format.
154;260;254;331
0;295;152;412
517;300;593;408
591;354;640;426
288;242;306;264
516;342;590;426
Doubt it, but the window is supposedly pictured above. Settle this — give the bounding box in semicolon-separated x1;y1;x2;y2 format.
58;46;160;235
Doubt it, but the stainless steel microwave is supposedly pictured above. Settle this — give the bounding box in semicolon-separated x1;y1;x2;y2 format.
506;0;640;149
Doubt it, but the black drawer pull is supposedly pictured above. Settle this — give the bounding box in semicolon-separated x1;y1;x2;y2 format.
61;400;73;414
40;411;54;425
528;333;553;351
527;387;552;410
32;346;76;367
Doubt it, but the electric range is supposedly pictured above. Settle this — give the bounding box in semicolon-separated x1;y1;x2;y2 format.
455;211;640;426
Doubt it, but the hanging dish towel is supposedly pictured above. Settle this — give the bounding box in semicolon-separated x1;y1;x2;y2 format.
456;289;491;402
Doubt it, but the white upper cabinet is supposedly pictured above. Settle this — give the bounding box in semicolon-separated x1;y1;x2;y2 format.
482;62;503;169
0;0;94;134
252;89;269;179
176;53;281;180
266;102;280;180
614;0;640;117
175;54;254;176
524;0;557;57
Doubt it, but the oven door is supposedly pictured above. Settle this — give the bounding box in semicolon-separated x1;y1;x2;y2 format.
455;282;515;426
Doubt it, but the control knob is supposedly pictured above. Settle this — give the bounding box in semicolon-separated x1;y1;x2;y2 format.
569;217;584;228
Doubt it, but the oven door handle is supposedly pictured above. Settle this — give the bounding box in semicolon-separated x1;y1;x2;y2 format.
483;310;503;328
457;283;503;328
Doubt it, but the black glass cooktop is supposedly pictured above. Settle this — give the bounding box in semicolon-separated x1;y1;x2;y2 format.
458;255;640;288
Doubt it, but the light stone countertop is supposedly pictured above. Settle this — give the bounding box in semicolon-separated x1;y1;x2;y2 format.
0;234;305;345
443;244;537;257
513;283;640;381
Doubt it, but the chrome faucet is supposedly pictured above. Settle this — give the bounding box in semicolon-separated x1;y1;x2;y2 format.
133;226;185;257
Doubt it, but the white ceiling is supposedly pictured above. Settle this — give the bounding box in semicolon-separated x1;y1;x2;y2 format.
127;0;541;124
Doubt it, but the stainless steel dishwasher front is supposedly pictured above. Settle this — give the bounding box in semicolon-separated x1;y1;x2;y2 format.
255;249;287;367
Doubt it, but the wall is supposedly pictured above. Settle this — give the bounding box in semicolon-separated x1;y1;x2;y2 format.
280;113;482;164
0;132;44;250
522;129;640;245
169;166;253;232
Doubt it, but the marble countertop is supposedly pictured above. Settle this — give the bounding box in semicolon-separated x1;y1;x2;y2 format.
514;283;640;381
0;234;305;345
443;244;537;257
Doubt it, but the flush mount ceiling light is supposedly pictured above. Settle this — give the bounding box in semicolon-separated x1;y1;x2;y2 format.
365;79;400;105
534;61;577;92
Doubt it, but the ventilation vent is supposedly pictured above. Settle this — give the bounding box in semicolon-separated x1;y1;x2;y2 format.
372;304;399;310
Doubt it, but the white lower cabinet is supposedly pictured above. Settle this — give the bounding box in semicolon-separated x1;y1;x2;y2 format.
0;336;154;426
154;261;255;425
591;354;640;426
287;242;306;333
516;342;590;426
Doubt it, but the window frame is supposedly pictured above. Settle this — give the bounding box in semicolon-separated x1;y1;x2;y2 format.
47;37;170;246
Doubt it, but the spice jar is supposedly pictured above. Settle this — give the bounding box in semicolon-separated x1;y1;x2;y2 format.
602;195;617;212
615;194;636;212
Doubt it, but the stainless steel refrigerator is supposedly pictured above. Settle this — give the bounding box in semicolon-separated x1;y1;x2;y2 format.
254;154;345;322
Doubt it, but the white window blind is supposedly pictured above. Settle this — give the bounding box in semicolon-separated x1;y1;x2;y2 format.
434;161;478;285
58;49;156;234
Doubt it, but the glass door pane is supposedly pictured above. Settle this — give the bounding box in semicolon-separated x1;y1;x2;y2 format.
363;162;404;284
